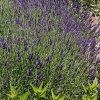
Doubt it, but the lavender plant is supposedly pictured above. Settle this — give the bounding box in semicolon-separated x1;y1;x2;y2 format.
0;0;99;99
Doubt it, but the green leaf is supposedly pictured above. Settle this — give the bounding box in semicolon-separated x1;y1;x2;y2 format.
6;84;18;99
19;90;30;100
10;84;17;94
91;93;97;98
93;95;97;100
41;83;48;95
58;95;65;100
82;84;87;93
40;83;48;99
51;89;56;100
92;78;97;89
40;92;46;99
51;89;60;100
30;83;38;93
38;82;43;92
88;80;92;91
82;95;88;100
39;97;45;100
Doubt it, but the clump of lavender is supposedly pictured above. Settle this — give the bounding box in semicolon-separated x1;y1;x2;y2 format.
0;0;98;99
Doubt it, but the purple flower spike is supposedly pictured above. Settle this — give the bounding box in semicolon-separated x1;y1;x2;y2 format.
55;64;60;71
8;72;10;80
24;88;27;93
90;39;96;49
27;68;32;78
15;16;22;26
84;66;88;73
58;35;61;42
24;46;28;51
75;54;79;59
16;56;21;62
70;72;76;78
46;55;52;63
37;72;43;80
90;75;95;81
74;65;78;72
71;50;75;55
0;36;4;42
35;55;40;61
95;60;100;66
10;34;13;43
28;52;33;61
4;60;8;67
60;48;64;55
24;40;28;46
67;64;71;70
3;42;7;49
34;80;38;86
17;50;20;57
66;38;70;45
3;80;7;89
49;37;53;45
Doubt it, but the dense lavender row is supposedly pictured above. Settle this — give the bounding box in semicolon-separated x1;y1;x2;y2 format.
0;0;99;99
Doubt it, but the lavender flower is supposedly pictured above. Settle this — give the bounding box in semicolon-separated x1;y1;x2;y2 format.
46;55;52;64
35;55;40;61
3;80;7;89
34;80;38;86
49;37;53;45
90;39;96;49
4;60;8;67
0;36;4;44
8;72;10;81
67;63;71;70
75;54;79;59
28;52;33;61
37;72;43;80
39;61;43;68
16;56;21;62
24;46;28;51
74;65;78;72
2;42;7;49
60;48;64;55
15;37;21;45
15;16;22;26
66;38;70;45
17;50;20;57
71;50;75;55
27;68;32;78
24;88;27;93
24;40;28;46
70;72;76;78
55;64;60;71
84;66;88;73
95;60;100;66
10;34;13;43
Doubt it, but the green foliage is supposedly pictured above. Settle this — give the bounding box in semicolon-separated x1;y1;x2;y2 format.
6;84;19;99
19;90;30;100
51;89;65;100
6;84;30;100
30;82;48;99
82;78;98;100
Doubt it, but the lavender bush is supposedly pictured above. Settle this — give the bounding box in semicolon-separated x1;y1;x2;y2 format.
0;0;99;99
